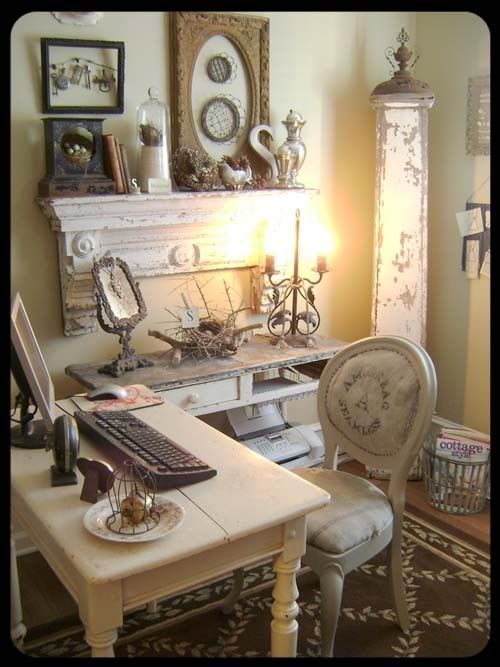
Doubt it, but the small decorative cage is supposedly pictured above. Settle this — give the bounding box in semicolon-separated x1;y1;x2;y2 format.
105;460;159;535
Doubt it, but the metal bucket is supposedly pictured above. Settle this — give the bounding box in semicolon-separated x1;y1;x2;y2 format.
422;446;490;515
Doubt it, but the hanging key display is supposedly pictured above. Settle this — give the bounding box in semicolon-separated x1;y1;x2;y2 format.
49;56;117;96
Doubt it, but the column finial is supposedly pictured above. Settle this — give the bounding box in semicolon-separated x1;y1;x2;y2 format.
370;28;434;101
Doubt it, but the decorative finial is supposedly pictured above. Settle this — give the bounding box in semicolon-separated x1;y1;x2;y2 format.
385;27;420;77
397;27;410;45
370;27;434;101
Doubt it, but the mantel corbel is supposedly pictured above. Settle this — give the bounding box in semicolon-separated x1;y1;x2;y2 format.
37;190;318;336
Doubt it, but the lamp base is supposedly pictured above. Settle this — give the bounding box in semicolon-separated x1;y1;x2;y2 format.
270;334;317;349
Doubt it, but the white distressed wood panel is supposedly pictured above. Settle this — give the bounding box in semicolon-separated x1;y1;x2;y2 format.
371;104;430;345
38;190;317;336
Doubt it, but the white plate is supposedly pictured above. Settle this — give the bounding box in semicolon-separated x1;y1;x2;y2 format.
83;495;185;543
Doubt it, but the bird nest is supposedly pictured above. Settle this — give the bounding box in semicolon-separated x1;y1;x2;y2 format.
61;128;94;166
172;147;221;191
148;278;262;365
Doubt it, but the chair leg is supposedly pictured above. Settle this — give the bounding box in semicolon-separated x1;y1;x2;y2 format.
388;538;410;632
221;568;244;615
319;563;344;657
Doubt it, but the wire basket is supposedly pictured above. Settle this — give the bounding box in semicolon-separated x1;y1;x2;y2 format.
422;446;490;515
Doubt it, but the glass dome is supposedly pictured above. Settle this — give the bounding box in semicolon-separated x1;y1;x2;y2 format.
136;87;172;193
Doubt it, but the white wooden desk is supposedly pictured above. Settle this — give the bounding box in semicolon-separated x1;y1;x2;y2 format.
11;399;329;658
65;334;345;416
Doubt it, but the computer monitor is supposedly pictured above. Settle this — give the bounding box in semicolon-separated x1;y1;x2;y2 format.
10;292;56;448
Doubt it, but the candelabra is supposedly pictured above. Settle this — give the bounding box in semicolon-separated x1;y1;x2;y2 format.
264;209;329;348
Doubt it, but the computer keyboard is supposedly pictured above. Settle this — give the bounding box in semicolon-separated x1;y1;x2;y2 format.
74;410;217;489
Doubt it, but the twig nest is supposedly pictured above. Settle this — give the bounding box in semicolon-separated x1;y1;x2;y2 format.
173;147;221;191
60;126;94;166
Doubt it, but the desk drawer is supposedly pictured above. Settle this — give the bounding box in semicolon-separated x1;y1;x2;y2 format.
160;377;239;412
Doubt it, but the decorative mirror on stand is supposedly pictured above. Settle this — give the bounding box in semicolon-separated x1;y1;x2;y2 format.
92;256;153;377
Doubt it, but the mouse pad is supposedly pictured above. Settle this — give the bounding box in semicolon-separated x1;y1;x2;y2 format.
71;384;164;412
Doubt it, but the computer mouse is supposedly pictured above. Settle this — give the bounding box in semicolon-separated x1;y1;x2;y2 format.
86;383;128;401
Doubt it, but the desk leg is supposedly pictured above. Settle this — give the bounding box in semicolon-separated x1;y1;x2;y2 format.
80;581;122;658
85;629;118;657
270;553;300;657
11;531;27;650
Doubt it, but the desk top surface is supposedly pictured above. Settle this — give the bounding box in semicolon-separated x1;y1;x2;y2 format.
66;334;346;390
11;400;329;584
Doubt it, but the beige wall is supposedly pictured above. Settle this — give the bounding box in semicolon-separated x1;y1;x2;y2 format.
417;12;490;432
10;10;411;402
11;12;489;434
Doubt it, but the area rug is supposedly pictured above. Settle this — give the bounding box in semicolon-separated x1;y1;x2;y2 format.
21;511;490;658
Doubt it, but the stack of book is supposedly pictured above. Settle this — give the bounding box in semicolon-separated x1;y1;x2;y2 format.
102;134;134;194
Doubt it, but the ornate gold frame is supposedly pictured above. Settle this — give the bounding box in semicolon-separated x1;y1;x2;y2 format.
466;75;490;156
170;11;270;169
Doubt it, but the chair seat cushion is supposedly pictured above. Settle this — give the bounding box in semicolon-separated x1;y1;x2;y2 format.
294;468;393;554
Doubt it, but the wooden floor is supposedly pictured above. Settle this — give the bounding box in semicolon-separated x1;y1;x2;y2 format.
16;458;490;635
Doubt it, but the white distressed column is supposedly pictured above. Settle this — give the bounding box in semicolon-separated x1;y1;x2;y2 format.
369;28;435;345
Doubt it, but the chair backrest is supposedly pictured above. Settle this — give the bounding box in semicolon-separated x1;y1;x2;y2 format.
318;335;437;476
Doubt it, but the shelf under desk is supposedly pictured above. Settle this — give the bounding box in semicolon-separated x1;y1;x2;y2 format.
66;334;346;416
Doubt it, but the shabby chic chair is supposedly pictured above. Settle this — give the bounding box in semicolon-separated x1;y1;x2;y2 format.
293;334;437;657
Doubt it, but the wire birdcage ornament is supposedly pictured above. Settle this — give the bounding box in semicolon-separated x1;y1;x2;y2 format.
105;460;159;535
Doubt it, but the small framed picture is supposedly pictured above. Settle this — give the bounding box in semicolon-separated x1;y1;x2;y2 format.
41;37;125;114
466;75;490;156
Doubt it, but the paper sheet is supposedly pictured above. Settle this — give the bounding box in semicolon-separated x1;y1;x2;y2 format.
480;248;490;277
465;239;480;279
456;207;484;237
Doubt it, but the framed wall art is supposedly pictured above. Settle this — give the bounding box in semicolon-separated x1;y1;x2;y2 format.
41;38;125;114
170;12;270;170
466;75;490;156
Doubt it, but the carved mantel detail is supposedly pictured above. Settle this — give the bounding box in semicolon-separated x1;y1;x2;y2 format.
38;190;317;336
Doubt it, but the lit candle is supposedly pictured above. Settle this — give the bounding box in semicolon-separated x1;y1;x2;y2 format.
316;254;328;273
265;254;275;275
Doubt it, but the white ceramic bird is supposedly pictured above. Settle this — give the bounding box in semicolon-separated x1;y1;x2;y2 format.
219;161;252;190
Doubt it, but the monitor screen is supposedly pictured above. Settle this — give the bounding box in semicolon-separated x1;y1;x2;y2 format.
10;292;55;430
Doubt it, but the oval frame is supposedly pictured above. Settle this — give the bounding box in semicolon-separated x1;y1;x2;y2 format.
170;11;270;171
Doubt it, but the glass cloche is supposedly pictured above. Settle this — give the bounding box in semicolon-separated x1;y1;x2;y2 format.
136;86;172;193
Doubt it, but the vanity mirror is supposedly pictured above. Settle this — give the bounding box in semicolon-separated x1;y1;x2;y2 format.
92;256;153;377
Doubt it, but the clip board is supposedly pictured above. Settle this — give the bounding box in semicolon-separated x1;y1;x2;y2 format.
460;203;490;279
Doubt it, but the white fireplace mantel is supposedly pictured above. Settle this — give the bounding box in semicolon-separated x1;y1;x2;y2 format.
37;189;317;336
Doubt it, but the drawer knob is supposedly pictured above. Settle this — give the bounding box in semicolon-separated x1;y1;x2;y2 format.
188;392;200;403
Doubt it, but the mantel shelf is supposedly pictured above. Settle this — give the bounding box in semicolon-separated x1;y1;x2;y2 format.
37;188;318;336
38;189;318;232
